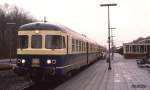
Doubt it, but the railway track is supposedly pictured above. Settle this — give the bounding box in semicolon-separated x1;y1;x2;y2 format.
0;59;104;90
22;80;63;90
21;63;96;90
16;81;34;90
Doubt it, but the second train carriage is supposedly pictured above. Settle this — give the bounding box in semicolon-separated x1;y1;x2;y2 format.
15;22;106;81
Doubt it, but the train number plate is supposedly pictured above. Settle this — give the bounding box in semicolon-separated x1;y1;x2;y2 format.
32;58;40;67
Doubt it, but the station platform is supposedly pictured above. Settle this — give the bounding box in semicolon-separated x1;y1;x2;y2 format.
55;53;150;90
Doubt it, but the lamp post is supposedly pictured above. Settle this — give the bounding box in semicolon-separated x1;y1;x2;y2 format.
100;3;117;70
110;28;116;60
111;36;115;60
6;22;16;64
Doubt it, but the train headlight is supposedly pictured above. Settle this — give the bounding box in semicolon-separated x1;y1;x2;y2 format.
17;59;21;63
52;59;56;64
35;30;39;34
21;59;26;64
47;59;52;64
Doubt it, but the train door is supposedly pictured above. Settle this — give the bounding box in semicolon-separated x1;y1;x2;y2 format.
86;42;89;64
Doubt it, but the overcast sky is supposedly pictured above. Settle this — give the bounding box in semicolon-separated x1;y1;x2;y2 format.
0;0;150;47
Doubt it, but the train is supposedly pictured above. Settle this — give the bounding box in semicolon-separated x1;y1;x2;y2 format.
14;22;107;82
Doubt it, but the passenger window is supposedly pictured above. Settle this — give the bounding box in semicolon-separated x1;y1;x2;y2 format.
76;40;79;52
82;41;84;52
79;41;81;52
72;39;75;52
31;35;42;48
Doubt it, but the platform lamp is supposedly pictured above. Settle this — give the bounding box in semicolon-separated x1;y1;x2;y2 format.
100;3;117;70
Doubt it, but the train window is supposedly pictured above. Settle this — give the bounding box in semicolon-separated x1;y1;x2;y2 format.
31;35;42;48
76;40;79;52
82;42;84;51
45;35;65;49
84;42;86;51
79;41;81;52
72;39;75;52
18;35;28;49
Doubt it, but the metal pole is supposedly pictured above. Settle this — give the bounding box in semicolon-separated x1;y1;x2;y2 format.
6;23;16;64
9;34;12;64
100;3;117;70
112;36;114;60
107;6;111;70
110;28;116;60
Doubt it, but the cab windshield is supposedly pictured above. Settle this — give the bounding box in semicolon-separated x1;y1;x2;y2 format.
18;35;28;49
45;35;65;49
31;35;42;48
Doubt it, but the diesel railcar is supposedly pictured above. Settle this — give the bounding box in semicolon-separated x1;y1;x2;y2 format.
14;22;106;82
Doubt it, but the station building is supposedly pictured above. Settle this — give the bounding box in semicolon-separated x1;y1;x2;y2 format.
123;37;150;59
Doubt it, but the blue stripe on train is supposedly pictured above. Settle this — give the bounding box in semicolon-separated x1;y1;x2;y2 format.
17;53;99;76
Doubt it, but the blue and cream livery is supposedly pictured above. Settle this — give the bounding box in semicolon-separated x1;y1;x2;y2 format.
15;22;106;82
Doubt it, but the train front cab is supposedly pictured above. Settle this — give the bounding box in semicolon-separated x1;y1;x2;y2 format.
15;29;70;80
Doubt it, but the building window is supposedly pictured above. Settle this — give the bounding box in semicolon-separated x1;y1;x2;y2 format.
144;45;147;52
140;45;144;53
132;45;136;52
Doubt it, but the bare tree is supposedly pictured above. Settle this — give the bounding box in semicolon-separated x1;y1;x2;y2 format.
0;3;37;58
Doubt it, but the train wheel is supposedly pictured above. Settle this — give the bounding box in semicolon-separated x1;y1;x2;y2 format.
30;72;43;83
58;71;73;82
13;67;27;76
66;71;72;78
65;70;75;80
31;75;42;83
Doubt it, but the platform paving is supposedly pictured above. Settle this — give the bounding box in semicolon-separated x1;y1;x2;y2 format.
55;54;150;90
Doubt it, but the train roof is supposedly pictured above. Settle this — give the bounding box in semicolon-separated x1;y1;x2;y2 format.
18;22;100;45
19;22;67;33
